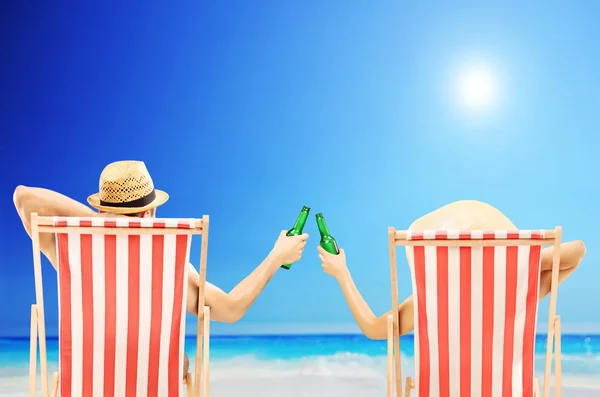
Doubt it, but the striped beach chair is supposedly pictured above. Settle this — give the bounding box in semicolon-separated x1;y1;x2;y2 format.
28;214;211;397
386;228;563;397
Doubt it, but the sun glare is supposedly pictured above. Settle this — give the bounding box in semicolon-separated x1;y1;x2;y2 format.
456;63;498;112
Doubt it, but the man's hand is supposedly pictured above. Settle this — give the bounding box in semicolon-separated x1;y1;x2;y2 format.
270;230;309;265
317;245;348;279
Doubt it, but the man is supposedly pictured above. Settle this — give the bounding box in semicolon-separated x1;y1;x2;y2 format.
14;160;309;377
317;200;586;339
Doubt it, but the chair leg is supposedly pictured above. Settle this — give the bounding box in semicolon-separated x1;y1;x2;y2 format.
541;315;562;397
51;372;59;397
202;306;211;397
29;305;38;397
404;377;414;397
554;316;562;397
387;314;393;397
534;378;540;397
185;373;193;397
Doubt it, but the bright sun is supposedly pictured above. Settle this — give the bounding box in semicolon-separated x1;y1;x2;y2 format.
456;64;498;112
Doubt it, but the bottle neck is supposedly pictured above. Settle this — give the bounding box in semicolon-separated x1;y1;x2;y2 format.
293;211;309;230
316;216;330;236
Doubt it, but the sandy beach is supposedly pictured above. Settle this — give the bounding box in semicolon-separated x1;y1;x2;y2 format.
2;335;599;396
2;369;599;396
208;376;600;397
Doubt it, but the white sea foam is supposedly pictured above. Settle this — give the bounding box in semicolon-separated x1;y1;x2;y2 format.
2;353;600;396
206;352;399;380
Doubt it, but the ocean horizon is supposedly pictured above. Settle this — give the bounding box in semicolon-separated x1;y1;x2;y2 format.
2;333;600;395
3;319;600;339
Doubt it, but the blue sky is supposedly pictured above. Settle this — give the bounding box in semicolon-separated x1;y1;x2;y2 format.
1;1;599;337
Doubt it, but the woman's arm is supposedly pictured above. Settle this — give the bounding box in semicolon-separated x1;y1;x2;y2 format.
318;246;415;340
327;239;586;339
334;266;415;339
538;240;586;300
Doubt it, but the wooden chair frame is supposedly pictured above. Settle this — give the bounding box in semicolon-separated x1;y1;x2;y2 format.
28;213;212;397
386;227;563;397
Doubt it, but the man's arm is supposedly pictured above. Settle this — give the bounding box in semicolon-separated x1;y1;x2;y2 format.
13;185;98;265
185;253;284;322
185;230;308;322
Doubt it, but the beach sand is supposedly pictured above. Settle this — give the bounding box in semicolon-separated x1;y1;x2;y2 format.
2;355;599;397
1;372;599;396
209;377;599;397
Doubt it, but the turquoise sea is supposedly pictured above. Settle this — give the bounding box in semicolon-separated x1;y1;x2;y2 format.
1;334;599;395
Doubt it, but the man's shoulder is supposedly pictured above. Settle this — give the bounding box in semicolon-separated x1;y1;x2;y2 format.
186;262;199;274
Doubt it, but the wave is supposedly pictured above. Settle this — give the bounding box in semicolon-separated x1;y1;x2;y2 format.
3;351;600;376
204;352;600;380
207;352;396;380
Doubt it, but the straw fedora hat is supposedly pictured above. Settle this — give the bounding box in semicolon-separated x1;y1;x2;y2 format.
87;160;169;214
405;200;517;267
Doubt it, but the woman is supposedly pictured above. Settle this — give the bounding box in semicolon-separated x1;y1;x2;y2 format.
317;200;586;340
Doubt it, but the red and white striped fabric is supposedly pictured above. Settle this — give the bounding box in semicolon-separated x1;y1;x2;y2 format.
53;217;193;397
407;230;544;397
406;230;546;241
52;216;197;229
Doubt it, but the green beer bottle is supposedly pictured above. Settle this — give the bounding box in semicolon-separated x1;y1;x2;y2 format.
316;212;339;255
281;206;310;269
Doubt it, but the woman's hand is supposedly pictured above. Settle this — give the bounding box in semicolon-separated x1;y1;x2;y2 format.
317;245;348;279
